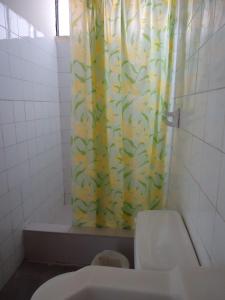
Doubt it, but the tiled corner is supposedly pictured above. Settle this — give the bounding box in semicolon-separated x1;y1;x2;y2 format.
56;37;72;205
169;0;225;267
0;2;64;288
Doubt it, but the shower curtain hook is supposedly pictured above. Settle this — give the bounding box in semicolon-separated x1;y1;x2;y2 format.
164;108;180;128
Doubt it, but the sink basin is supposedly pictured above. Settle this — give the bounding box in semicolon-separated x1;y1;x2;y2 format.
31;266;182;300
31;266;225;300
67;286;178;300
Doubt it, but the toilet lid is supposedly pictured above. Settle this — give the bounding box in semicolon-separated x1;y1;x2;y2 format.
134;210;199;270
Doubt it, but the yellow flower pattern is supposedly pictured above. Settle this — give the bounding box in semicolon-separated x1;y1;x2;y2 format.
70;0;176;229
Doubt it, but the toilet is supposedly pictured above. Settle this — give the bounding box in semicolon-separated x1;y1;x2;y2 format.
31;210;199;299
134;210;199;270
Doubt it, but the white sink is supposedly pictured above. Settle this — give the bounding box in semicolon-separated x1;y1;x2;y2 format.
31;266;182;300
68;287;177;300
31;266;225;300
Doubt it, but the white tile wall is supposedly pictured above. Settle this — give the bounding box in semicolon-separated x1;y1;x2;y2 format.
210;25;225;90
197;190;216;256
196;39;212;92
204;89;225;149
217;155;225;220
56;37;72;205
168;0;225;266
200;0;215;46
0;2;64;288
214;0;225;33
211;213;225;265
192;93;207;139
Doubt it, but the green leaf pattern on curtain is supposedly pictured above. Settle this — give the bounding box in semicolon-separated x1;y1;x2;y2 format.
70;0;176;229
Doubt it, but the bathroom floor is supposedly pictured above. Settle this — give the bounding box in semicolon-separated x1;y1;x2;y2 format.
0;261;80;300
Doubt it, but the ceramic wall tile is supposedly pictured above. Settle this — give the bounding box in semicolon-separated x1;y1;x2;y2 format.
211;213;225;265
197;190;215;257
169;0;225;266
214;0;225;33
56;38;72;205
0;3;64;287
217;154;225;221
204;89;225;149
200;0;215;46
210;25;225;89
196;38;212;92
192;93;207;139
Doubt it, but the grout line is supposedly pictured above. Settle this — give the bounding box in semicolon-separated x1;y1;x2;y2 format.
181;126;225;155
175;147;225;225
0;99;60;103
175;85;225;99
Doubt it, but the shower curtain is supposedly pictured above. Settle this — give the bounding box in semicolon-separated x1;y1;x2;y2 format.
70;0;177;229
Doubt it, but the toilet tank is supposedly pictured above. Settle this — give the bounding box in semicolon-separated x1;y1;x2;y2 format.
134;210;199;270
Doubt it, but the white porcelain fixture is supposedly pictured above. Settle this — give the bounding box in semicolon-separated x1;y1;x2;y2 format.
31;211;225;300
31;265;225;300
134;210;199;270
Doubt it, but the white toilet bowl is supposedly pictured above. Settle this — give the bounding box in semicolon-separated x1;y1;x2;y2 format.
32;210;218;300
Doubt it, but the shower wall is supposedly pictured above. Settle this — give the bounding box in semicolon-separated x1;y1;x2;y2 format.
0;1;64;288
56;37;72;205
168;0;225;266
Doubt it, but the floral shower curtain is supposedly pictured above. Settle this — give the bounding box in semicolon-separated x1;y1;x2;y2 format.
70;0;176;229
